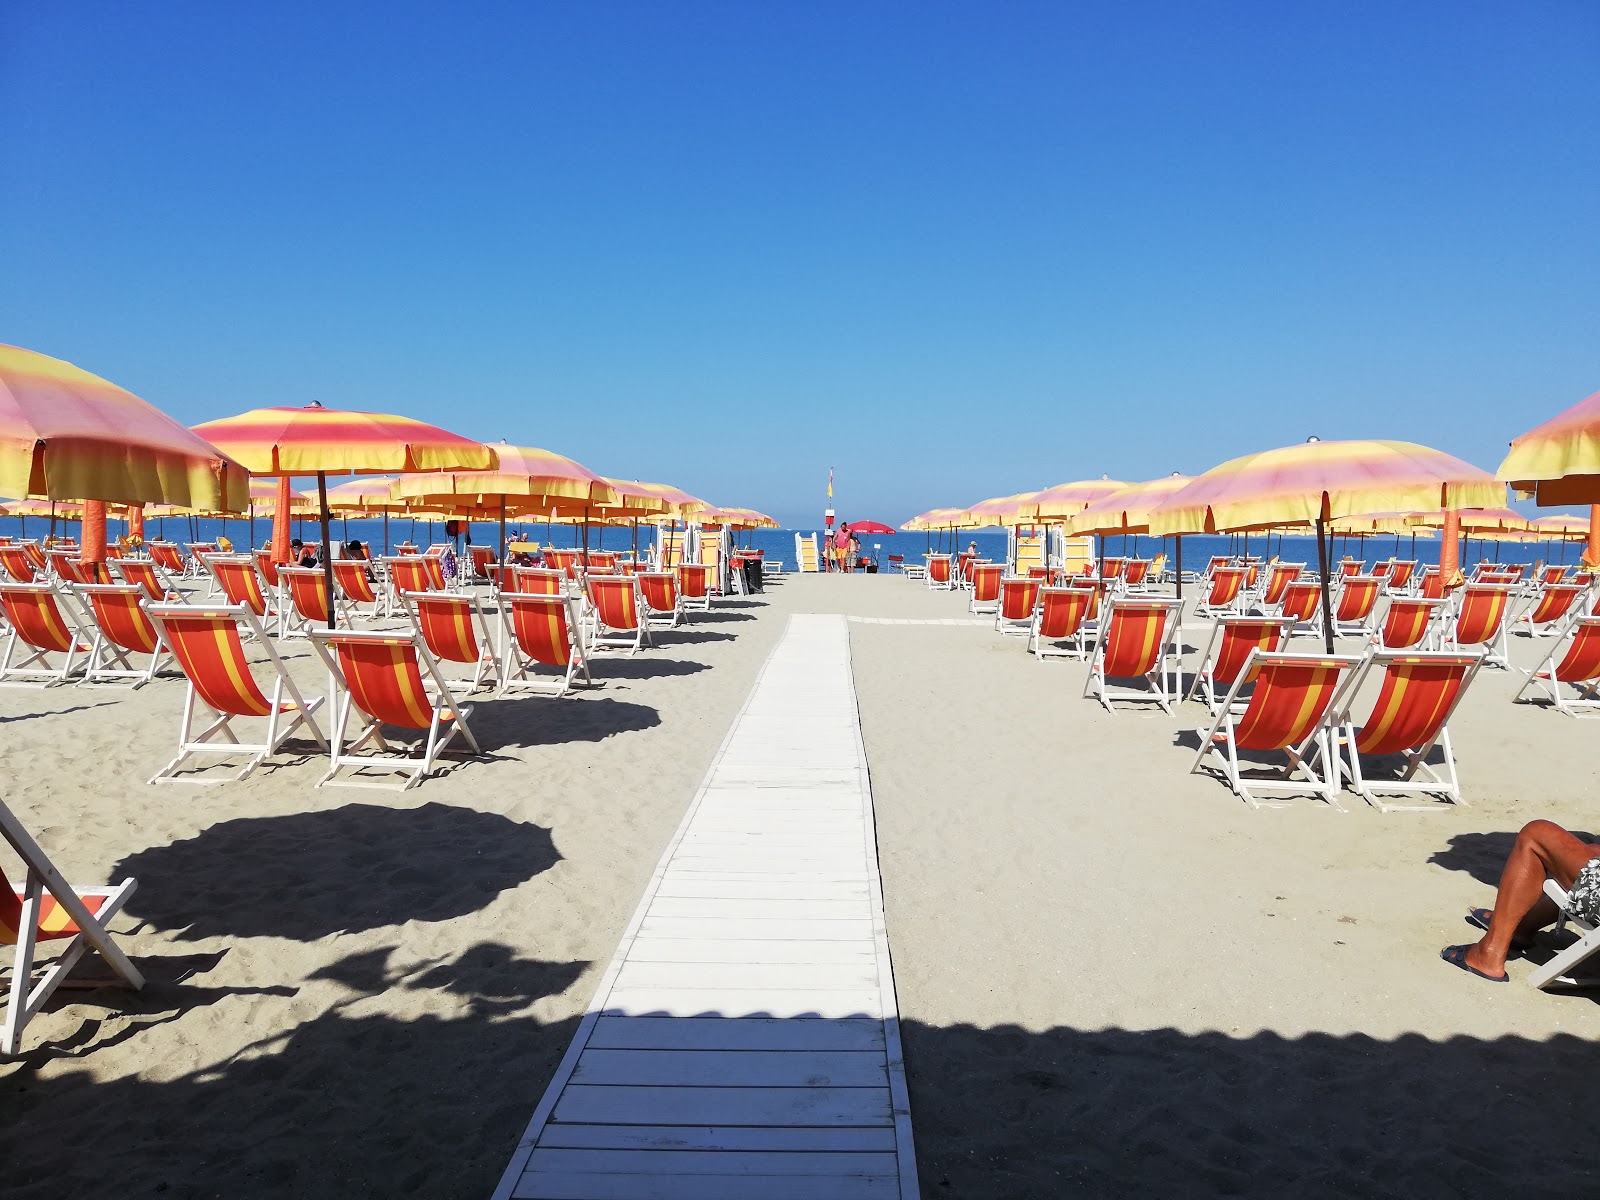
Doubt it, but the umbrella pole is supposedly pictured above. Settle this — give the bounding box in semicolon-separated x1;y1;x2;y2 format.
1315;516;1335;654
318;472;335;628
1175;535;1183;602
582;507;590;555
383;512;389;555
499;499;507;589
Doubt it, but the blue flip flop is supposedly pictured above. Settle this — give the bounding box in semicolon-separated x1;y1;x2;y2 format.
1441;944;1508;983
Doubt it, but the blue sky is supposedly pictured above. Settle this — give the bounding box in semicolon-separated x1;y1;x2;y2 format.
2;2;1596;526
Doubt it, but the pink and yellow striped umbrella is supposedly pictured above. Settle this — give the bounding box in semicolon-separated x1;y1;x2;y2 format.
1529;512;1590;538
193;403;494;476
1029;477;1130;522
1062;475;1193;536
0;343;247;510
965;491;1045;527
1147;440;1504;536
900;507;978;532
1497;389;1600;505
603;479;707;518
394;444;616;506
1405;507;1532;535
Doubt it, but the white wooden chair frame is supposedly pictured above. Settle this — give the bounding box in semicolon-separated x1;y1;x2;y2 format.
1083;597;1183;714
1185;616;1294;715
72;583;171;687
401;589;501;693
1514;583;1588;640
499;594;593;698
0;583;93;687
638;572;683;630
1528;877;1600;990
1514;617;1600;717
1370;596;1447;653
925;555;955;591
587;579;652;655
1029;587;1095;661
1443;584;1514;669
994;579;1040;636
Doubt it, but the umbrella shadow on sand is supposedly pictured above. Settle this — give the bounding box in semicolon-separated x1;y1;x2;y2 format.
469;695;662;749
114;802;560;942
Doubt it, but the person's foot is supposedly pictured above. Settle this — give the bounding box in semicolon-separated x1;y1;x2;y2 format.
1442;942;1509;982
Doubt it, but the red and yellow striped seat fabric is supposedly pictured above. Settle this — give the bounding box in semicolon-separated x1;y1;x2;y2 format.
0;586;84;653
161;613;275;716
590;577;641;631
150;542;186;574
1334;578;1381;622
411;596;482;666
83;586;161;655
1101;605;1170;678
469;546;496;579
117;560;168;602
48;552;94;585
928;557;952;584
1230;659;1348;751
677;565;712;600
333;560;378;605
640;572;678;613
1280;582;1321;622
1388;561;1417;590
387;558;435;599
587;552;617;570
1453;586;1510;647
1541;621;1600;685
510;567;564;596
0;547;39;583
254;549;282;588
971;565;1003;604
1099;557;1126;581
1205;567;1247;608
1528;585;1584;626
1037;588;1092;640
212;560;270;616
1340;560;1364;577
1378;600;1435;650
999;578;1041;621
1211;619;1288;687
1123;560;1150;587
327;636;436;730
1420;570;1446;600
1538;566;1567;587
508;596;573;667
1352;656;1474;757
1244;563;1260;590
22;542;48;570
1262;565;1301;606
0;866;109;945
284;568;333;624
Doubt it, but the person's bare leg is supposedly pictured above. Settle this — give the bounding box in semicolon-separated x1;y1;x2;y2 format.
1463;821;1600;977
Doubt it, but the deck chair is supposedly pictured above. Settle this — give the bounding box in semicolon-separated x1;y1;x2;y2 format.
1516;583;1586;639
47;551;98;586
1372;596;1444;651
1316;650;1481;811
1187;616;1293;714
113;557;179;603
309;628;482;790
1527;877;1600;990
1339;559;1364;577
1191;651;1360;808
1121;559;1152;592
1330;576;1383;637
468;545;496;582
926;555;954;591
510;566;566;597
1385;560;1418;595
1098;557;1126;585
279;565;347;635
1084;597;1183;713
403;591;500;693
73;583;171;686
587;576;651;655
145;603;327;782
0;546;41;584
500;593;592;697
677;564;714;615
1419;569;1448;601
0;583;93;686
639;571;682;630
383;556;444;615
969;564;1003;616
1443;584;1513;669
1257;563;1304;613
331;559;383;619
1515;616;1600;716
1030;586;1095;660
0;799;143;1056
1194;566;1248;619
995;577;1041;636
206;556;277;632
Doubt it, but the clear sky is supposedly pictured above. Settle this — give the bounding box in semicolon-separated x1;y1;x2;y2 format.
3;2;1596;526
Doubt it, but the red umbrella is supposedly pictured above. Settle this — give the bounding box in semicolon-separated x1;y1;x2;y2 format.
844;520;896;535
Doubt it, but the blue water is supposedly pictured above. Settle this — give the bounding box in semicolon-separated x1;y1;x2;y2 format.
0;515;1581;568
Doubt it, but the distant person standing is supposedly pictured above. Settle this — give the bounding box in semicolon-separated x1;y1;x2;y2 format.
833;524;853;573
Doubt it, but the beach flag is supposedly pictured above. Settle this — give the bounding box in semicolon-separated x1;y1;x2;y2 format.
827;468;833;499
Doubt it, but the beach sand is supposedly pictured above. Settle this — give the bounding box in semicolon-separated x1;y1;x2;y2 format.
2;569;1597;1198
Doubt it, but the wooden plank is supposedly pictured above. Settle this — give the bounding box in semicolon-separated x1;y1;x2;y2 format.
652;879;869;901
637;916;873;941
550;1084;893;1127
601;986;882;1019
535;1125;896;1153
514;1169;898;1199
623;939;876;965
612;961;880;993
585;1016;884;1052
524;1148;900;1176
646;898;868;921
570;1049;888;1087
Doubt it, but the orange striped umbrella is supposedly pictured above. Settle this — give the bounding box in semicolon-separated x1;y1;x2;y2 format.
1063;474;1195;594
1030;477;1130;521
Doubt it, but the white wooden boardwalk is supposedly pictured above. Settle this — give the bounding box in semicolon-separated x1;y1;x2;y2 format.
493;614;917;1200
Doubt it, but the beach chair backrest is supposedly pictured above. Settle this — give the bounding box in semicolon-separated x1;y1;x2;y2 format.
48;551;90;585
589;577;641;631
1420;569;1446;600
1377;598;1439;650
506;594;576;667
323;633;435;730
208;556;269;616
678;564;712;600
1232;654;1352;751
77;584;161;654
999;577;1041;621
1123;560;1150;587
0;860;103;944
1528;584;1585;626
396;544;419;555
1334;576;1381;622
1037;587;1092;639
1550;618;1600;684
0;584;78;653
1206;566;1247;608
1203;555;1229;576
956;552;976;583
408;593;484;666
510;567;564;596
0;546;39;583
282;566;333;624
1084;580;1108;622
1340;560;1364;577
1575;572;1596;590
152;606;273;716
639;571;678;613
150;542;186;574
1244;562;1260;590
1212;618;1290;687
333;559;378;605
928;556;952;584
1387;560;1417;590
1453;585;1511;647
1539;566;1566;587
115;559;168;602
1100;557;1125;581
1101;600;1174;678
1262;564;1302;607
971;564;1003;603
254;548;282;588
1477;570;1519;586
1352;653;1478;757
385;556;434;598
1280;581;1321;622
469;545;496;579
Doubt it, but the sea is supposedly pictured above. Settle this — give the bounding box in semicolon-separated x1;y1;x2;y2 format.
0;512;1581;569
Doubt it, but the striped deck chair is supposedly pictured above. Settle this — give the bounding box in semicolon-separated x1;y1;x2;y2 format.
510;566;566;597
21;542;47;570
1084;597;1183;713
144;603;327;783
73;583;170;686
469;545;496;582
113;557;179;603
926;555;955;591
1515;616;1600;716
1187;616;1293;714
1121;559;1153;593
501;593;592;697
333;559;383;619
384;555;445;607
1279;580;1325;639
1030;586;1096;661
1186;554;1230;588
1194;566;1248;619
956;553;978;590
254;548;284;595
207;556;277;630
1339;559;1364;577
1330;576;1383;638
588;551;619;573
185;544;218;587
639;571;682;630
1443;584;1513;669
47;550;98;586
1098;557;1126;585
0;798;142;1056
995;577;1042;636
587;576;651;655
148;541;187;579
1419;568;1448;601
1191;651;1360;808
1476;569;1520;587
1257;563;1304;613
1373;596;1445;651
1385;559;1418;595
0;583;93;686
1318;651;1482;811
969;563;1004;616
0;546;40;583
309;629;482;790
280;565;344;635
404;591;500;693
677;564;714;615
1516;583;1587;639
395;543;419;555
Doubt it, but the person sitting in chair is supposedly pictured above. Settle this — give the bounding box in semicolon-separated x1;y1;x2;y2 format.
291;538;319;568
1442;820;1600;982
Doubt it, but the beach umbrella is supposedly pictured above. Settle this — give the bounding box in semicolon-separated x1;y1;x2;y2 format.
1029;477;1130;522
844;520;895;535
193;403;494;624
1148;438;1504;651
1064;473;1193;595
1497;389;1600;564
